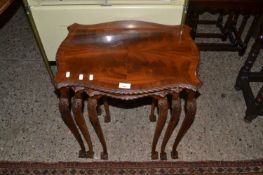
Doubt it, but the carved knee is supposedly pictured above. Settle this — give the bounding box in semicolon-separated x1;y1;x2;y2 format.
73;98;82;115
59;97;70;114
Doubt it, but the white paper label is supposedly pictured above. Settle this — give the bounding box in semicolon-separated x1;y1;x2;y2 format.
79;74;83;80
118;82;131;89
65;71;70;78
89;74;94;80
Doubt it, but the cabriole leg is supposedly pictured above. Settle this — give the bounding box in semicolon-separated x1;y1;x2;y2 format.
171;90;196;159
73;91;94;158
151;97;168;160
88;97;108;160
58;88;87;158
160;93;181;160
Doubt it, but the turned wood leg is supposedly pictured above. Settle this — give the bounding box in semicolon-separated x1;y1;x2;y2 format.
229;13;239;46
237;15;249;56
151;97;168;160
88;97;108;160
103;97;111;123
149;99;157;122
171;90;196;159
222;13;234;41
242;15;259;54
216;11;224;32
72;91;94;158
235;25;262;91
58;88;87;158
237;15;249;40
160;93;181;160
254;86;263;114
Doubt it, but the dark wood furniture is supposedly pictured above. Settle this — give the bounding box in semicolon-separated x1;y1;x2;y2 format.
235;21;263;122
0;0;20;28
55;21;201;160
186;0;263;55
0;0;14;15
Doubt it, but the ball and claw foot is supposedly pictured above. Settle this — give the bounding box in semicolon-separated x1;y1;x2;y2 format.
171;151;178;159
149;114;156;122
151;151;158;160
101;152;108;160
160;152;167;160
104;115;111;123
87;151;94;158
78;150;88;158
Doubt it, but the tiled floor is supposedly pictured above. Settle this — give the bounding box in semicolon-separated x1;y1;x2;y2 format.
0;6;262;162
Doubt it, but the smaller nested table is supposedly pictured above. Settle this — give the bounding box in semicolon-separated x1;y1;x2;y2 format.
55;21;201;160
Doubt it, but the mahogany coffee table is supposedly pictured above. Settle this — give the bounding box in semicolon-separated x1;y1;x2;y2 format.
55;21;201;160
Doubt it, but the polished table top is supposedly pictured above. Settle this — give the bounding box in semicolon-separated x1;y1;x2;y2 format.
55;21;201;95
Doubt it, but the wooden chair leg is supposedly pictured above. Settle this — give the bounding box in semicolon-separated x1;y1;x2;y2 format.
235;24;262;90
254;86;263;114
151;97;168;160
160;93;181;160
237;15;249;56
241;15;260;55
58;88;87;158
228;13;239;46
245;86;263;122
88;96;108;160
171;90;196;159
216;11;224;32
229;14;249;54
72;91;94;158
222;13;235;41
